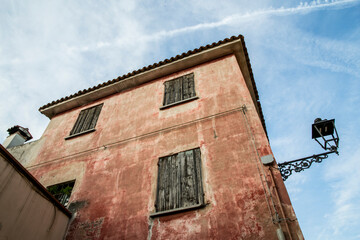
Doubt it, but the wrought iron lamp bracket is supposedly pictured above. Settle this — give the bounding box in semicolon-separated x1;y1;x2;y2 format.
278;150;337;181
276;118;340;181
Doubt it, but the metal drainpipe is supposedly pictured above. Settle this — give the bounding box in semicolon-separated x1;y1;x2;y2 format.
240;105;292;240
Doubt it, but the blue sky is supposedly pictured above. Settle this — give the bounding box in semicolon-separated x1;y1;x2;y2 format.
1;0;359;239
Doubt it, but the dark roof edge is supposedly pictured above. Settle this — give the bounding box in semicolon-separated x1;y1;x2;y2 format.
0;144;72;218
239;38;268;138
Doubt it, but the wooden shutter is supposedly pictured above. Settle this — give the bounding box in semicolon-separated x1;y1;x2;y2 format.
156;148;204;212
168;80;175;104
89;104;103;129
70;104;103;136
182;76;189;100
80;107;96;133
162;73;196;106
70;110;86;135
163;81;171;105
174;77;182;103
187;73;196;98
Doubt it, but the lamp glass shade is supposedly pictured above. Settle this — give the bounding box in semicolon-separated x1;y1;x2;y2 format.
312;119;335;139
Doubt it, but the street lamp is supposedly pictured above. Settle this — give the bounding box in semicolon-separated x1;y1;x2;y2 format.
277;118;339;181
312;118;339;151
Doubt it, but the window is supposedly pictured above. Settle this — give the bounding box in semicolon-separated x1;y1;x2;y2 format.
155;148;204;215
69;104;103;136
47;180;75;207
162;73;197;107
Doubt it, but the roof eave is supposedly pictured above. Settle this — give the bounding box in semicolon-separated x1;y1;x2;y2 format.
39;38;267;136
40;39;243;118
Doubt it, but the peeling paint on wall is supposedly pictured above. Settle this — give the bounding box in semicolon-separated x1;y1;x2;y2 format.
73;217;104;239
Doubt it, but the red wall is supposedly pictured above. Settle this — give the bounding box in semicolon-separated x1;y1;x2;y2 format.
29;55;303;239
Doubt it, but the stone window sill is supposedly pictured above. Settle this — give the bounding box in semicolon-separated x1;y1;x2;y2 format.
64;128;96;140
149;203;205;218
160;96;199;110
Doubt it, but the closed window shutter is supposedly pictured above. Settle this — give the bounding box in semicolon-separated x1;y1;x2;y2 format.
70;104;103;136
174;77;182;103
169;80;175;104
163;81;171;106
156;148;204;212
89;104;103;129
80;107;96;133
163;73;196;106
187;73;196;98
70;110;86;135
182;76;189;100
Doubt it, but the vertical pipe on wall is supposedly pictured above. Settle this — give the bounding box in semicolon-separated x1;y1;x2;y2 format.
277;228;286;240
241;105;292;240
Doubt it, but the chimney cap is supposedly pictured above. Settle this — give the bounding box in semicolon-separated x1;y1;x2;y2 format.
7;125;33;141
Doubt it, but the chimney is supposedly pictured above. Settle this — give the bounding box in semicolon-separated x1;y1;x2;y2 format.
3;125;33;148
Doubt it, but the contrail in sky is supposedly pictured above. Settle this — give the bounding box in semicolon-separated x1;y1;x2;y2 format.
156;0;359;38
71;0;359;52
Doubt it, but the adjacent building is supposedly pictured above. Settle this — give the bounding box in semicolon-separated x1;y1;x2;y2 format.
0;144;71;240
4;35;303;239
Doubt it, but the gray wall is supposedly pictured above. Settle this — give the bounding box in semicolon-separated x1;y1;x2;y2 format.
6;139;42;168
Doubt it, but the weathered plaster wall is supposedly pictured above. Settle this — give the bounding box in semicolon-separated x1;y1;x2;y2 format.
0;148;70;240
7;139;43;167
26;55;302;239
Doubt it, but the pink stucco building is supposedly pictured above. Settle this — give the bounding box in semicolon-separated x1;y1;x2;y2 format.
6;35;303;239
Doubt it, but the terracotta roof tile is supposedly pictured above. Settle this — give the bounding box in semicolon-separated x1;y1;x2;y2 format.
38;35;267;135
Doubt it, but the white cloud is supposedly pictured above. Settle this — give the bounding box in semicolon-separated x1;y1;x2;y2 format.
285;173;309;201
314;145;360;238
0;1;151;140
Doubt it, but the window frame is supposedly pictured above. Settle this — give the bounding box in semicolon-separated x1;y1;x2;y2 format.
150;147;205;217
46;180;75;208
160;73;198;109
65;103;103;139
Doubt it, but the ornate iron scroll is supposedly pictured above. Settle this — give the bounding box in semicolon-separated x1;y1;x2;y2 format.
278;151;337;181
